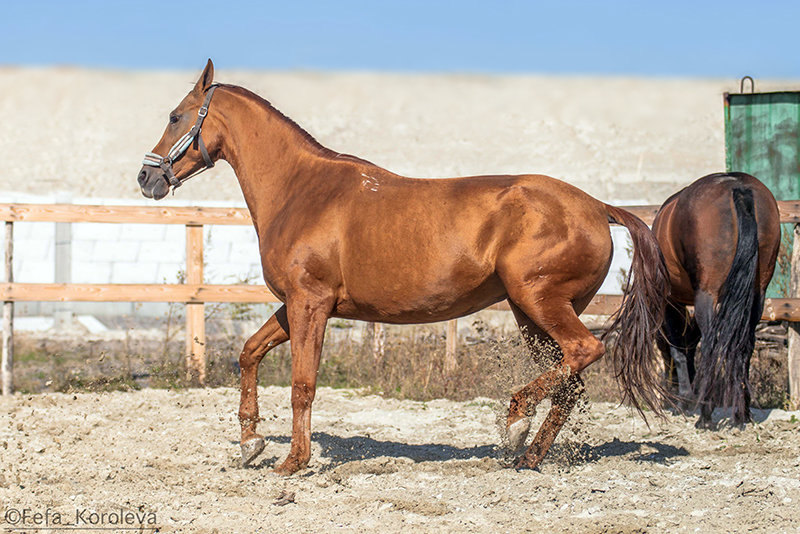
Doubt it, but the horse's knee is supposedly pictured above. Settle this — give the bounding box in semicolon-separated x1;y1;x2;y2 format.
239;350;257;372
563;337;605;374
239;336;267;369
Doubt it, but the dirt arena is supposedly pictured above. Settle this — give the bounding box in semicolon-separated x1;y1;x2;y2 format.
1;386;798;533
2;68;800;533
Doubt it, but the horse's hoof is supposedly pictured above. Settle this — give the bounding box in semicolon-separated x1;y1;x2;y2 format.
241;437;266;467
274;457;306;476
273;464;295;476
513;454;542;471
506;417;531;453
694;418;715;430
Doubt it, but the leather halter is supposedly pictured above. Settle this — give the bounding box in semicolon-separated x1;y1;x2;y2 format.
142;85;218;190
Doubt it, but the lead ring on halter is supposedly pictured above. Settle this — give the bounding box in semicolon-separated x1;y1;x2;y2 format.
142;84;218;190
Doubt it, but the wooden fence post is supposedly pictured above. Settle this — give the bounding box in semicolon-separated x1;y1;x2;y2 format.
787;223;800;410
372;322;385;363
444;319;458;374
185;224;206;385
2;221;13;396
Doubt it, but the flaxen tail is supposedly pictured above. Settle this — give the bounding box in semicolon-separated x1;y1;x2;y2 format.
693;187;760;420
603;204;671;419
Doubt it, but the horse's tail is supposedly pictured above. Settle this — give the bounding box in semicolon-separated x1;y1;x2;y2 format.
693;187;760;418
602;204;671;419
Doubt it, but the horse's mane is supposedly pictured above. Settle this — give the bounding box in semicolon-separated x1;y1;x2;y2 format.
219;84;376;167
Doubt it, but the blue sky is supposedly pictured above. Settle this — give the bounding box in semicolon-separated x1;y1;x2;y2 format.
2;0;798;78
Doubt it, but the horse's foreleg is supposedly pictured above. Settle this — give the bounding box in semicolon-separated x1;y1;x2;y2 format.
274;296;332;476
239;305;290;466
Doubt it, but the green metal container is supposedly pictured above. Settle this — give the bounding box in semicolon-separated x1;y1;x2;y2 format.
724;78;800;297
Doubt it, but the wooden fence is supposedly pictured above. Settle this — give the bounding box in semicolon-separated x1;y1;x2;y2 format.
1;202;799;408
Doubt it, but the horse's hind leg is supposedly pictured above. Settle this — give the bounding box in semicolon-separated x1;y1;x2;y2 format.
506;297;605;470
660;303;696;411
656;333;676;394
518;373;583;468
694;291;716;429
669;347;693;410
732;289;764;425
238;305;290;466
505;301;564;452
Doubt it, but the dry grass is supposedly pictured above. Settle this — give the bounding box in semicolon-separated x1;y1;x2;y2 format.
8;314;791;411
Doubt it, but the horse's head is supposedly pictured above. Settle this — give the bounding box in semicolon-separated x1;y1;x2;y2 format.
138;59;221;200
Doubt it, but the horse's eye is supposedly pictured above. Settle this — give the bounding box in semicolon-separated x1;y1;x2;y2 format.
169;115;179;124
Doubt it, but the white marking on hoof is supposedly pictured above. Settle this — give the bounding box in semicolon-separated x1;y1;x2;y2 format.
506;418;531;453
241;437;266;467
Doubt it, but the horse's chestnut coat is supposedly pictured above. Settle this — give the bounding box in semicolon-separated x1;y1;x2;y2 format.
140;60;669;475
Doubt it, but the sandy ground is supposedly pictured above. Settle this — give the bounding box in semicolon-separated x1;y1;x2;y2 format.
1;386;798;533
2;66;796;205
2;68;800;533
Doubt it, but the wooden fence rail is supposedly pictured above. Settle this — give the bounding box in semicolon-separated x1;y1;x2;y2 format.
1;202;799;407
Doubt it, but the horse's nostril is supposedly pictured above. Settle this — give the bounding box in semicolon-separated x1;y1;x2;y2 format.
138;170;147;186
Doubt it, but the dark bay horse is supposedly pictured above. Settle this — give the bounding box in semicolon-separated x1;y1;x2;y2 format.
138;60;669;475
653;172;780;427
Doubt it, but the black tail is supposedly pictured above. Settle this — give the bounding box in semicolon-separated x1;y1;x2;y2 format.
693;187;760;420
603;204;671;420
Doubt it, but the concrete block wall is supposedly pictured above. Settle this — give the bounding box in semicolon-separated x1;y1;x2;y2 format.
1;194;263;317
6;220;262;284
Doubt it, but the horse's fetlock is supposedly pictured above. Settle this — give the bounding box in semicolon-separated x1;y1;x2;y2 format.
238;411;261;427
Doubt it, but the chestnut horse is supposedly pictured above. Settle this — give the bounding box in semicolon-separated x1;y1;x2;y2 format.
138;60;668;475
653;172;780;427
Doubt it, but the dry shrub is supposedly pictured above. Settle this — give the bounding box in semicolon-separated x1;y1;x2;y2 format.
304;321;561;402
749;344;789;409
8;314;791;411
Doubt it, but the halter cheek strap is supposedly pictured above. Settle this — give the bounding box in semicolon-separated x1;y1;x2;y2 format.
142;84;219;190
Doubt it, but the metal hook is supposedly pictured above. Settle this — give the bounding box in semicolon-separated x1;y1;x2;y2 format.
740;76;755;94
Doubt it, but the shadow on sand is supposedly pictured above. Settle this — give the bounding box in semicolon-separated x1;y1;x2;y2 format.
245;433;689;470
549;437;690;466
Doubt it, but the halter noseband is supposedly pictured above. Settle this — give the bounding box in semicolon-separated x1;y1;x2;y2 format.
142;84;218;190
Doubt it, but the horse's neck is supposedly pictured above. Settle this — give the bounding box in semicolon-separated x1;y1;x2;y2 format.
218;91;333;228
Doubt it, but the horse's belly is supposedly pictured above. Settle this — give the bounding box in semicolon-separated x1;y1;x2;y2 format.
333;273;506;324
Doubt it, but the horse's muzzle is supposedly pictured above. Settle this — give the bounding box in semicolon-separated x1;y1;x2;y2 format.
138;166;170;200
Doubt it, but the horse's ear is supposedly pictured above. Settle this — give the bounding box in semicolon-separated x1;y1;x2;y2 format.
194;59;214;93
